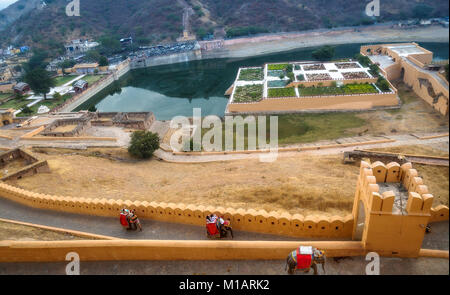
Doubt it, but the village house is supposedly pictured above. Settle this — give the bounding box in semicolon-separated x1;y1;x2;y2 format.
13;82;30;95
65;39;99;56
73;79;89;94
73;63;99;74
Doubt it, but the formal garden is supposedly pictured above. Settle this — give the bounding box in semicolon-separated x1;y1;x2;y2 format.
238;68;264;81
341;71;370;79
268;87;297;98
335;62;361;69
233;84;263;102
268;80;288;88
298;83;379;97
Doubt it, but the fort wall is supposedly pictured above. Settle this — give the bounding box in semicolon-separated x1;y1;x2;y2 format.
0;181;354;239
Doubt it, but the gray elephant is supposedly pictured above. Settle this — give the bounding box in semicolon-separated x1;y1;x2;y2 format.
285;247;326;275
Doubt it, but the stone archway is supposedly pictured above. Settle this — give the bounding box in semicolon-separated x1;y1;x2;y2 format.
354;200;366;240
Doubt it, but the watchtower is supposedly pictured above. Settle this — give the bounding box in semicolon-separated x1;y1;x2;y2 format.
352;160;433;257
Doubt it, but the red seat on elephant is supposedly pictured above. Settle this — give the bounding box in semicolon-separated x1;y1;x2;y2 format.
296;248;312;270
120;213;129;227
206;223;220;236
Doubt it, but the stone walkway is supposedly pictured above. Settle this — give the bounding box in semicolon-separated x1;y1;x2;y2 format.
155;133;449;163
0;256;447;275
0;196;447;249
0;197;332;242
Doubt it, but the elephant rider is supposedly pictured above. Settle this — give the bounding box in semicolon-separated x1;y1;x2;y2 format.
128;209;143;231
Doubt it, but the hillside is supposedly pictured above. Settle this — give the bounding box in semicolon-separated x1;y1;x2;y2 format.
0;0;448;54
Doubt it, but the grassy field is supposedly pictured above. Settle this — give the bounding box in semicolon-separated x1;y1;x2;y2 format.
0;97;30;110
0;93;13;101
193;112;367;150
53;75;80;86
16;94;71;117
80;75;105;85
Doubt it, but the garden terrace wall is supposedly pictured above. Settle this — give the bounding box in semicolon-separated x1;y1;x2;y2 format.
0;182;354;239
227;92;399;113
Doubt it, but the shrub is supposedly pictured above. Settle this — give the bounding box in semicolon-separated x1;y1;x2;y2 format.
376;77;391;92
287;72;295;83
297;74;305;81
21;106;33;114
128;131;160;159
53;92;62;100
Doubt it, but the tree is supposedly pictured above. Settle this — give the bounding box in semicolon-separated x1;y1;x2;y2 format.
85;50;101;62
98;56;109;67
128;131;160;159
24;67;55;99
312;46;335;60
23;49;48;72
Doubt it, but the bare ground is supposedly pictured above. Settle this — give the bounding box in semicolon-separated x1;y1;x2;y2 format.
6;143;449;217
0;220;87;241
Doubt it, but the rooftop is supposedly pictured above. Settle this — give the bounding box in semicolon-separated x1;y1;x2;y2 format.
386;44;428;57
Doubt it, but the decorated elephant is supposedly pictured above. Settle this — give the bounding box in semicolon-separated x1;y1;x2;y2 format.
285;247;326;275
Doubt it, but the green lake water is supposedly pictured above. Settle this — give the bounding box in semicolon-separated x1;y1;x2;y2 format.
75;42;449;120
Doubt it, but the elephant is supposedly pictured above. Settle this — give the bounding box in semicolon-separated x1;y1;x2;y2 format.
285;248;326;275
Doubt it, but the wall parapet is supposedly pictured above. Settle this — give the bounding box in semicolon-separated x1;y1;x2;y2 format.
0;182;353;239
0;240;365;262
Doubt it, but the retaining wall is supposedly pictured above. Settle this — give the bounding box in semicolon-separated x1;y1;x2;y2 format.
0;240;365;262
227;92;399;113
0;182;354;239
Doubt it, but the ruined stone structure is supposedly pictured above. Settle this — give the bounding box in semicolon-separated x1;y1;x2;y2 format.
90;112;155;130
41;116;91;137
360;43;449;116
0;148;49;181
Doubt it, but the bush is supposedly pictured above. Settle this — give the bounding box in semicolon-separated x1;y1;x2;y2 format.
53;92;62;100
128;131;160;159
297;74;305;81
21;106;33;114
376;77;391;92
